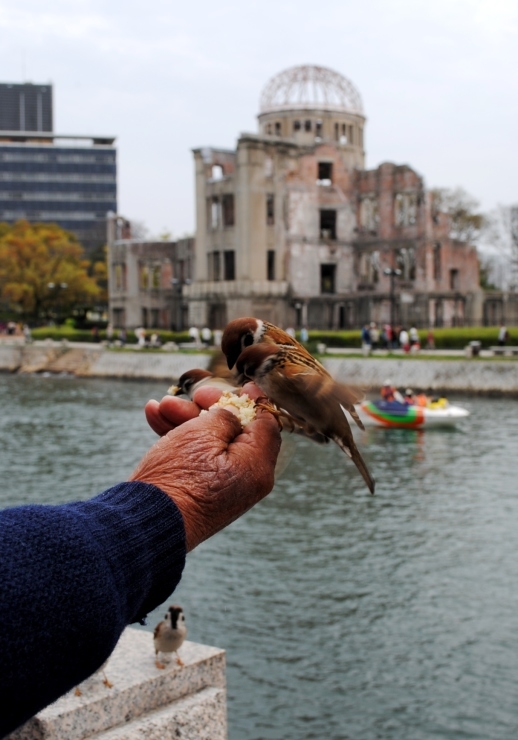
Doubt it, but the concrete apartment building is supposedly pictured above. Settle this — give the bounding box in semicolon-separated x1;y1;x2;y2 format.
185;64;481;329
0;82;117;255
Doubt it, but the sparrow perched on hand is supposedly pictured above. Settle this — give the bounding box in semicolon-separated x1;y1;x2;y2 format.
154;605;187;669
168;368;238;398
222;317;365;433
236;343;375;494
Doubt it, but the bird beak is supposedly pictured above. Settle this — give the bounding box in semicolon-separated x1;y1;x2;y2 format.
167;384;181;396
226;348;240;370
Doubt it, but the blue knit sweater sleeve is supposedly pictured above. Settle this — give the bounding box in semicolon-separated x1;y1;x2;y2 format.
0;481;186;737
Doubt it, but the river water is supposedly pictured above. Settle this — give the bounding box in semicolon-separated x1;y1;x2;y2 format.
1;374;518;739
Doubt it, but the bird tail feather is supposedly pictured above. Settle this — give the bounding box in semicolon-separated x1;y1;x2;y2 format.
332;427;375;495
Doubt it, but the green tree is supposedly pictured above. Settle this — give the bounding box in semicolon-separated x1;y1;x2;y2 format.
431;187;486;244
0;220;100;322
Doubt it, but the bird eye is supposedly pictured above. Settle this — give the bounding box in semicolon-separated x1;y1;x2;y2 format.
243;334;253;348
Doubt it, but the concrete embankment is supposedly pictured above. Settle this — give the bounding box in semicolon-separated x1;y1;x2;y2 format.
0;341;517;394
326;357;518;395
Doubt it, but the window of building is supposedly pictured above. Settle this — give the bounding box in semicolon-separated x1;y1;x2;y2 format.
304;120;312;131
151;308;159;327
320;264;336;294
315;120;322;139
114;264;123;292
275;121;281;135
349;125;354;145
152;265;161;288
266;194;275;225
394;192;418;227
213;251;221;281
222;194;234;226
140;265;149;289
320;209;337;240
450;268;459;290
141;308;148;328
396;247;416;281
267;250;275;281
266;124;272;135
433;243;441;280
360;196;378;231
334;122;339;141
317;162;333;184
211;165;223;180
293;120;301;131
210;197;219;229
224;250;235;281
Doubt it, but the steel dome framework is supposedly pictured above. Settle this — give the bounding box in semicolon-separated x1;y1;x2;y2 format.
259;65;364;116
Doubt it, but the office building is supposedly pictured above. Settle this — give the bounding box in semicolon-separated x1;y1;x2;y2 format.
0;83;116;254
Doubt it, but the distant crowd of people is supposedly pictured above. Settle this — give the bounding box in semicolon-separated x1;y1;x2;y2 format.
361;322;435;354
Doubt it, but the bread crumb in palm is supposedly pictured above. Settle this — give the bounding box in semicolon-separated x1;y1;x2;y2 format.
201;391;256;426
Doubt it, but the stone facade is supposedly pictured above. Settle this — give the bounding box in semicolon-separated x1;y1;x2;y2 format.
185;64;482;330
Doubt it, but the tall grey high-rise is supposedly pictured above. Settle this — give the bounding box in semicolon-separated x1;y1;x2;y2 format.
0;83;53;132
0;82;116;254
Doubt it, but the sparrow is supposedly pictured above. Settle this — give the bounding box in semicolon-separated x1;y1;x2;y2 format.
168;368;238;398
235;343;375;494
154;605;187;669
221;317;365;432
221;317;303;370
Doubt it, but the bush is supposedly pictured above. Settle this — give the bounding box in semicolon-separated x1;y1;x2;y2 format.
30;326;194;345
300;327;518;351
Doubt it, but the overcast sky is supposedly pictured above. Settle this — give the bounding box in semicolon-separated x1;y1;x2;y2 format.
0;0;516;238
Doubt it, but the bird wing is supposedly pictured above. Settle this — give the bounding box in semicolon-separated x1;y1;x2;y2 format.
268;352;365;430
261;361;375;494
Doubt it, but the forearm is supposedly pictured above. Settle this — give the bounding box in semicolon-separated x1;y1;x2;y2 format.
0;481;186;736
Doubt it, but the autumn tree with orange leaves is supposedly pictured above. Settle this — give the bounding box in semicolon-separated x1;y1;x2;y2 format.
0;221;100;322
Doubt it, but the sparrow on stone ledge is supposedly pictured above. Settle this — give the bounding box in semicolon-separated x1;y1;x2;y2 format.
154;605;187;669
235;343;375;494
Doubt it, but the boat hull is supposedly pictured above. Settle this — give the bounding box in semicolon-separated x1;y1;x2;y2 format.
356;400;469;428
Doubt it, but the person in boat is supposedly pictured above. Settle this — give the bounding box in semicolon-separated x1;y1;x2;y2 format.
403;388;416;405
380;380;404;403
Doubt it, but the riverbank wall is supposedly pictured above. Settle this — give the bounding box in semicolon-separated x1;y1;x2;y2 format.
0;341;517;394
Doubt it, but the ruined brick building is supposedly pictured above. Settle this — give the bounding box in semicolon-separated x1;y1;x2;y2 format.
185;64;482;329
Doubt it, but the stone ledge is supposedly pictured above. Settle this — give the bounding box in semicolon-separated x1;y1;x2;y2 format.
92;687;226;740
10;628;226;740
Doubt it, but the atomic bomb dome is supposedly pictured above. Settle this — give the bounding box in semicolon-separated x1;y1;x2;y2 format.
259;64;364;115
257;64;366;158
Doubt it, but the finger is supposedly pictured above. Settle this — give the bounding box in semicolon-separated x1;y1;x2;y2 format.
145;396;201;436
240;382;264;400
192;386;225;409
145;400;173;436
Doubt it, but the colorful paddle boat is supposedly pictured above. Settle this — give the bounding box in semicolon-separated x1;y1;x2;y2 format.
356;399;470;428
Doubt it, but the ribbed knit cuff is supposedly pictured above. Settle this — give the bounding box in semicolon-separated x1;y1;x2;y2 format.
69;481;186;624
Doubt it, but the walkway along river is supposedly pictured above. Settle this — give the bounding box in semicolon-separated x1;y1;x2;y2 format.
0;341;518;394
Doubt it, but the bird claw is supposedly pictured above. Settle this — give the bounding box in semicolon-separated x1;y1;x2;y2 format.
255;397;283;429
155;660;166;670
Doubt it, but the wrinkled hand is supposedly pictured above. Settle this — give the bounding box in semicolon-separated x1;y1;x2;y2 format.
130;383;281;551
